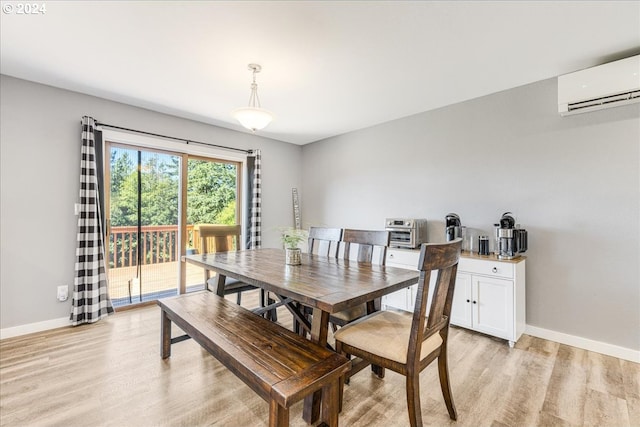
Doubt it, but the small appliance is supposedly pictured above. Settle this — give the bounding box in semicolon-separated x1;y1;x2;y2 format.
496;212;528;260
445;213;462;242
385;218;428;248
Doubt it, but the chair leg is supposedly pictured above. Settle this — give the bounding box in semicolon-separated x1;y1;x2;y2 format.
438;350;457;420
236;291;241;305
268;294;278;321
372;365;385;379
261;289;278;321
406;372;422;427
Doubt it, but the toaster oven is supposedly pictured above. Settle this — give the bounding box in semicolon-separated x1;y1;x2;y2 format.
385;218;428;248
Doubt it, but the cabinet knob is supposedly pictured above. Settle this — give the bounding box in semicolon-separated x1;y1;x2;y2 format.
473;301;477;304
466;299;470;303
492;267;498;273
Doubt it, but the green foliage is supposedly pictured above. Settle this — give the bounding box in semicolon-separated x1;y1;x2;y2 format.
109;149;238;228
280;228;307;249
187;159;237;225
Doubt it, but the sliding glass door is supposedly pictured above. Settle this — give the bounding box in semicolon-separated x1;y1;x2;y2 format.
184;157;240;292
105;143;241;308
106;146;180;307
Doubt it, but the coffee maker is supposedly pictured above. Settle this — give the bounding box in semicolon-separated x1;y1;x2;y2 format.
445;213;462;242
496;212;528;259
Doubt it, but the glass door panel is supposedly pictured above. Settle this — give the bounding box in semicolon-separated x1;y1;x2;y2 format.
185;158;239;293
107;145;180;307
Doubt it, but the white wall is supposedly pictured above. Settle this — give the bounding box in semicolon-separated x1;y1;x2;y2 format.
0;75;302;330
301;77;640;352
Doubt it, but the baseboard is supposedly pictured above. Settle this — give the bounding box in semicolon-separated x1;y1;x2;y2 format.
525;325;640;363
0;316;71;340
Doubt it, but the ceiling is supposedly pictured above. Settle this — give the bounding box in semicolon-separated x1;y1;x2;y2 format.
1;1;639;145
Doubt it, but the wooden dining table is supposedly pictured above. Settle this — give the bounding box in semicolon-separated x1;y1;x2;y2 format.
183;248;419;424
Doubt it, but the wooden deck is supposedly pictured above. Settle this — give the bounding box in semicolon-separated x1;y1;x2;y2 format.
107;261;209;302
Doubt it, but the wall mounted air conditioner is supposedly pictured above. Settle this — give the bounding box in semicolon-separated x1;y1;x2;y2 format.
558;55;640;116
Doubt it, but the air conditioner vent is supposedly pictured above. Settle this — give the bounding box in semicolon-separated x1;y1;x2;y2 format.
558;55;640;116
567;90;640;113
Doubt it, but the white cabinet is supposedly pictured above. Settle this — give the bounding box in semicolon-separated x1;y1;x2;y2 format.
383;249;418;311
383;248;526;347
383;249;435;312
452;255;526;347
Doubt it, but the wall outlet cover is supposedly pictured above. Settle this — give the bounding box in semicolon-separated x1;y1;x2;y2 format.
57;285;68;302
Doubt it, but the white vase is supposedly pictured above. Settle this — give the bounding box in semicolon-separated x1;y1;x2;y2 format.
285;248;302;265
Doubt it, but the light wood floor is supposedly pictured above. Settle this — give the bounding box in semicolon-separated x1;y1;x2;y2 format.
1;290;638;427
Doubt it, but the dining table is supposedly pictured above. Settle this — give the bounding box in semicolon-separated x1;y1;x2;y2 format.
183;247;419;424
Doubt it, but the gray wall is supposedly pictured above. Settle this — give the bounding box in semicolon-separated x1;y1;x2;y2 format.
2;73;638;352
0;75;302;329
301;78;639;351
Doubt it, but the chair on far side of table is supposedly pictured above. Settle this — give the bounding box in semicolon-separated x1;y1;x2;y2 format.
198;224;257;305
330;229;390;327
334;238;462;427
292;226;344;335
308;226;343;258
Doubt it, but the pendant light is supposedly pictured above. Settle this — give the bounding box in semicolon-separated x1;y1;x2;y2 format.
232;63;274;132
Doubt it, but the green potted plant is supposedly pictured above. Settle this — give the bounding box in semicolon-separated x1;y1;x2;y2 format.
280;227;307;265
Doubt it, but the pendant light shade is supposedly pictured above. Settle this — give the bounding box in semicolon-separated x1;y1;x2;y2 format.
232;107;273;132
232;64;274;132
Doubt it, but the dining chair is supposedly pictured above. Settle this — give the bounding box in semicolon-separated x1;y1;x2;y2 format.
329;229;390;327
198;224;256;305
334;238;463;427
291;226;344;335
308;226;343;257
297;228;390;336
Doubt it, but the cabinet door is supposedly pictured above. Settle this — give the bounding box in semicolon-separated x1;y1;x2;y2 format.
473;276;514;340
382;288;411;311
451;272;473;328
385;250;420;312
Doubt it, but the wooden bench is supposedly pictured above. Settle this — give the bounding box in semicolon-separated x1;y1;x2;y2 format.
158;292;350;427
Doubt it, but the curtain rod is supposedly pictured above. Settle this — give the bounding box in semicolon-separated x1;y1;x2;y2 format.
92;121;254;155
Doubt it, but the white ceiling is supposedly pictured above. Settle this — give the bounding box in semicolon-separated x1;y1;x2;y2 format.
1;1;639;145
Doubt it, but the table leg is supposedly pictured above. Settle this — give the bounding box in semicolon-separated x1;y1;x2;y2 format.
366;300;385;378
161;309;171;359
214;273;226;297
303;308;329;424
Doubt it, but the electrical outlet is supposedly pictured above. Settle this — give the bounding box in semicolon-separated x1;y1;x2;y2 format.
57;285;68;302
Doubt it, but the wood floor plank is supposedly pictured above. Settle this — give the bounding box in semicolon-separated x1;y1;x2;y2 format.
493;338;557;427
1;297;638;427
586;351;626;400
540;344;589;425
583;388;631;427
621;359;640;400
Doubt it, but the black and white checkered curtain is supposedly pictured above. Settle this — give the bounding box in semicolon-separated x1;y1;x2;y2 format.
70;116;114;325
249;149;262;249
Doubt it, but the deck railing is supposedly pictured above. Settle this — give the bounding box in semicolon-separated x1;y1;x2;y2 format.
109;225;198;268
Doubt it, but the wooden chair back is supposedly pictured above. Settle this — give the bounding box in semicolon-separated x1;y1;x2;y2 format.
334;238;462;425
308;227;343;258
408;239;462;367
198;224;241;254
196;225;255;303
341;229;390;265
